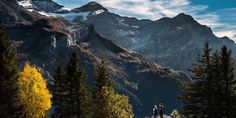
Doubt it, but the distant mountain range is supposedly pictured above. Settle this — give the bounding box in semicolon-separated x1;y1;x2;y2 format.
22;0;236;72
1;0;236;117
76;3;236;72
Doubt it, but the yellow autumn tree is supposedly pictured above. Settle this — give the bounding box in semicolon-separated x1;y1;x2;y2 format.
16;63;52;118
104;86;134;118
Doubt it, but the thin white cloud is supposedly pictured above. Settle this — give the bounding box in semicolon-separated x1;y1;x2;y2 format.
205;8;236;41
215;31;235;38
94;0;236;41
95;0;208;20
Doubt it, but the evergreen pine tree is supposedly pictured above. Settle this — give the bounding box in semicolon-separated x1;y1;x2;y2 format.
50;64;67;118
210;51;222;118
94;60;112;117
219;46;236;118
180;43;213;118
64;52;88;118
95;59;111;91
0;23;19;117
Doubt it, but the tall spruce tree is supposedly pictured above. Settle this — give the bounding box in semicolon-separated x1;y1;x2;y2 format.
64;52;88;118
94;60;112;117
180;43;236;118
50;64;67;118
211;51;222;118
95;59;111;90
219;46;236;118
180;43;213;118
0;23;18;117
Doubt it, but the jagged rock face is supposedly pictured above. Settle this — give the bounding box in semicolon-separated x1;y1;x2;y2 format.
2;1;190;117
82;11;236;72
31;0;63;12
84;12;152;48
0;0;51;26
0;0;31;26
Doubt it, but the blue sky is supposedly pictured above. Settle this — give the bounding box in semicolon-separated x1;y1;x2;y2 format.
55;0;236;42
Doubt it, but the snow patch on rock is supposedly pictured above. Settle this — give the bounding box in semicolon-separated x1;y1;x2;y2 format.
116;18;129;27
94;9;105;15
176;26;184;30
17;0;36;12
17;0;33;8
38;11;50;16
131;25;140;28
17;0;50;16
61;7;72;11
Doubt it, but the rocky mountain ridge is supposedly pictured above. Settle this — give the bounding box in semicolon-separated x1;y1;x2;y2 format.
81;5;236;72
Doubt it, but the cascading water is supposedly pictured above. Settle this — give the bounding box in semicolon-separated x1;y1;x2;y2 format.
66;24;90;47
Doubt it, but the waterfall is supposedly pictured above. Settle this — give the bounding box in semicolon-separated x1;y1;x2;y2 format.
66;24;89;47
51;36;57;48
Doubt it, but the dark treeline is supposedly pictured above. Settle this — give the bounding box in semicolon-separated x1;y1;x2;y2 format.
180;43;236;118
50;53;134;118
0;22;19;118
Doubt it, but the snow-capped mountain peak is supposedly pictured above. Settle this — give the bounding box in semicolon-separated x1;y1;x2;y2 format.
50;1;108;21
17;0;108;21
17;0;63;12
71;1;108;13
17;0;63;16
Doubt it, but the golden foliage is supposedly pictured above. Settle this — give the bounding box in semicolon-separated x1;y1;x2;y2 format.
102;86;134;118
16;63;52;118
